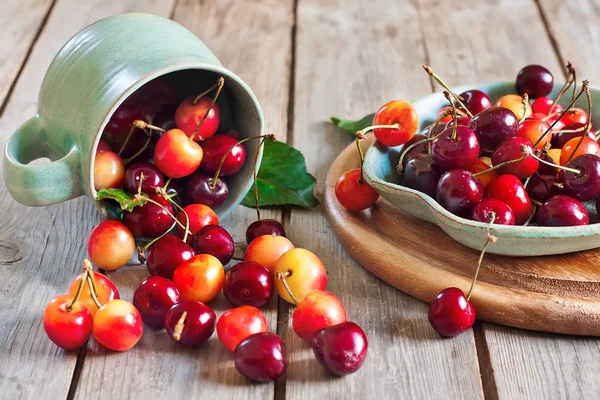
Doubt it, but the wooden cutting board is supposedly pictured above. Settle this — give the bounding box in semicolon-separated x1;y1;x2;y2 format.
324;136;600;336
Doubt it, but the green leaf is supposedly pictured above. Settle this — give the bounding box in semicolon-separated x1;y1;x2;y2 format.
96;188;148;212
241;140;318;208
330;113;374;134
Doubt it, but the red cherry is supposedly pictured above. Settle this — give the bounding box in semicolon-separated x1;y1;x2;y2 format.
146;235;196;279
43;295;93;350
292;290;347;342
526;174;562;203
531;96;563;115
471;198;515;225
485;175;533;225
312;322;368;376
536;195;589;227
176;204;218;239
154;129;203;178
335;168;379;211
217;305;268;352
515;65;553;98
372;100;419;146
437;106;467;123
223;261;274;308
403;153;443;198
192;225;235;265
559;154;600;201
133;276;181;327
234;332;286;382
165;300;216;347
517;119;552;151
245;219;286;245
436;169;483;217
552;123;595;149
123;193;174;239
560;108;588;127
175;96;220;141
430;126;480;171
468;107;518;154
458;89;492;115
185;172;229;209
428;287;475;337
96;139;112;153
491;137;539;179
200;134;247;176
123;161;165;194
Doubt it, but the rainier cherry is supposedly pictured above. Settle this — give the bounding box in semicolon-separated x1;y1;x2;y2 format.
335;168;379;210
517;119;552;151
192;225;235;265
274;248;327;304
468;158;498;188
153;128;203;178
87;220;135;271
234;332;286;382
94;151;124;190
176;203;218;238
93;299;143;351
133;276;181;327
223;261;274;308
312;322;368;376
560;137;600;166
173;254;224;303
495;94;532;120
217;305;268;352
292;290;347;342
146;235;195;279
165;300;216;347
536;195;589;227
371;100;419;146
245;235;295;273
68;265;119;317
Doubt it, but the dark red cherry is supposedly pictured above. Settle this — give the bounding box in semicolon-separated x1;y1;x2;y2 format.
532;96;563;115
485;175;533;225
123;193;174;239
431;126;480;171
537;152;560;176
165;300;216;347
436;169;483;217
192;225;235;265
526;174;562;203
401;134;429;167
491;137;538;179
403;153;443;198
312;322;368;376
536;195;589;226
151;108;177;134
134;79;179;109
428;287;475;337
559;154;600;201
133;276;181;327
551;123;595;149
245;219;286;245
123;161;165;194
200;134;246;177
471;198;515;225
223;261;274;308
185;171;229;209
469;107;519;154
234;332;286;382
516;65;553;98
458;90;492;115
146;235;196;279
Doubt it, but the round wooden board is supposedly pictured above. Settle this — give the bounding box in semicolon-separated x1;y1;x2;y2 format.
324;136;600;336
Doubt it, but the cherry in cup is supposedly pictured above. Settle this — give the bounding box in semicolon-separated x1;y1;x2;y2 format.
495;94;532;120
94;151;125;190
430;125;480;171
174;78;224;141
402;153;442;198
559;154;600;201
468;107;518;154
185;172;229;209
527;174;562;203
123;161;165;194
485;174;533;225
471;198;515;225
458;89;492;115
436;170;483;218
491;137;538;179
123;193;174;239
200;134;247;176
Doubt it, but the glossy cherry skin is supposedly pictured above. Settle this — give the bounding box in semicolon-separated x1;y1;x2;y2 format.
485;175;533;225
402;153;442;198
154;128;203;178
491;137;538;179
176;203;219;238
146;235;196;279
217;305;268;352
192;225;235;265
561;108;589;127
536;195;589;226
185;171;229;209
428;288;475;337
468;158;498;188
234;332;286;382
94;151;125;190
459;89;492;115
527;174;562;203
538;151;561;176
68;272;120;317
496;94;532;120
173;254;224;303
552;123;595;149
335;168;379;211
559;154;600;201
517;119;552;151
292;290;347;342
87;220;135;271
93;299;143;351
223;261;274;308
274;248;327;304
469;107;518;154
123;193;174;239
245;235;295;273
245;219;286;245
373;100;419;146
123;161;165;194
175;96;221;141
560;137;600;166
400;134;429;168
165;300;216;347
532;96;563;115
438;106;466;123
436;170;483;218
133;276;181;327
312;322;368;376
43;295;93;350
431;126;480;171
96;139;112;153
471;198;515;225
516;65;553;98
200;134;246;176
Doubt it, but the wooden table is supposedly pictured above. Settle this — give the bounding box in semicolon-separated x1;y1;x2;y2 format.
1;1;599;399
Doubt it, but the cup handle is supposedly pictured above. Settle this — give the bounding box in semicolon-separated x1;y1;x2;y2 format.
3;116;83;206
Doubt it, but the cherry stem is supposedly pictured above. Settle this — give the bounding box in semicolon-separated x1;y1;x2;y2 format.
193;78;224;105
132;120;165;132
565;83;593;165
529;152;580;174
536;172;564;189
355;134;367;183
472;150;529;177
190;77;225;141
549;62;575;115
172;311;187;341
117;125;137;157
523;204;537;226
253;139;265;221
166;194;190;243
210;134;276;189
83;259;102;309
443;91;458;141
569;61;578;103
276;271;299;305
123;136;152;165
556;126;588;134
519;93;529;123
136;243;146;263
141;196;190;235
67;269;89;311
355;123;400;139
466;213;497;301
423;65;473;118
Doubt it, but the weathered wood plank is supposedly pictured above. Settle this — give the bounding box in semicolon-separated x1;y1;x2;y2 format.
72;0;292;398
0;1;175;399
281;0;484;398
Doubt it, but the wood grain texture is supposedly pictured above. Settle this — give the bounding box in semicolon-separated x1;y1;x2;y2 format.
281;0;483;398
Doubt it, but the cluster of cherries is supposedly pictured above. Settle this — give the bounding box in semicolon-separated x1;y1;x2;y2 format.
43;75;368;382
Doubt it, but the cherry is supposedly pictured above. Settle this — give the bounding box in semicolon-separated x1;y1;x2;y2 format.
527;174;562;203
68;268;119;317
485;175;533;225
371;100;419;146
96;139;112;153
123;161;165;194
123;193;174;239
217;305;268;352
151;108;177;133
234;332;286;382
536;195;589;226
469;107;518;154
468;158;498;188
134;78;178;109
87;220;135;271
517;119;552;151
559;154;600;201
93;299;143;351
459;89;492;115
539;150;561;175
312;322;368;376
146;235;195;279
560;137;600;166
292;290;347;342
335;168;380;210
436;169;483;218
430;125;480;171
43;293;92;351
192;225;235;265
274;248;327;304
165;300;216;347
154;129;203;178
173;254;224;303
545;113;566;132
104;100;149;137
491;137;538;179
516;65;554;98
471;198;515;225
245;219;286;245
133;276;181;327
185;171;229;209
176;203;218;238
399;134;430;168
94;151;125;191
175;96;221;141
245;235;295;273
402;153;442;198
200;134;247;176
561;108;589;127
438;106;467;123
495;94;532;120
428;287;475;337
532;96;563;115
552;123;595;149
223;261;274;308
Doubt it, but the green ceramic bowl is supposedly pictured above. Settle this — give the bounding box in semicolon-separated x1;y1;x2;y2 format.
3;13;263;220
363;81;600;256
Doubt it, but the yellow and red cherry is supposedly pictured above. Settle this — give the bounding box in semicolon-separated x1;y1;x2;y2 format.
176;203;218;238
154;129;203;178
495;94;532;120
123;193;174;239
372;100;419;147
175;96;221;141
552;123;595;149
185;172;229;209
93;299;143;351
200;134;247;176
491;137;538;179
94;151;125;191
217;305;268;352
133;276;181;327
146;235;195;279
485;174;533;225
312;322;368;376
560;137;600;166
165;300;216;347
245;235;295;273
436;170;483;218
292;290;347;342
274;248;327;304
561;108;588;127
516;119;552;151
223;261;274;308
437;106;466;123
428;287;475;337
536;195;589;227
43;294;92;350
192;225;235;265
532;96;563;115
431;125;480;171
123;161;165;194
459;89;492;115
96;139;112;153
173;254;224;303
547;148;562;167
471;198;515;225
234;332;286;382
468;158;497;188
335;168;380;211
87;220;135;271
245;219;286;245
68;271;119;317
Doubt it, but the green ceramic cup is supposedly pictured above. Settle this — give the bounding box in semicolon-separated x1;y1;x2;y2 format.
3;13;263;219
